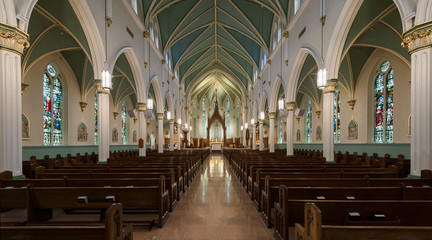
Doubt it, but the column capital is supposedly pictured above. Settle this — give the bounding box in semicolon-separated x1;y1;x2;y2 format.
94;79;110;95
259;120;264;124
252;124;257;128
322;79;338;94
0;23;30;55
402;21;432;54
136;102;147;112
143;31;150;38
268;112;276;119
169;119;175;124
283;31;289;38
285;102;296;111
157;113;164;120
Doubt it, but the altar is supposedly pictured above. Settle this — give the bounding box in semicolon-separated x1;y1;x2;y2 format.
210;142;223;152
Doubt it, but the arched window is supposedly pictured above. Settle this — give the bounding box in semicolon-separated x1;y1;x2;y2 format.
202;99;206;138
305;98;312;143
226;98;230;137
334;88;341;143
236;100;240;137
121;101;127;144
374;60;394;143
43;64;63;146
130;0;138;14
279;115;283;143
260;49;267;70
294;0;302;14
95;93;98;145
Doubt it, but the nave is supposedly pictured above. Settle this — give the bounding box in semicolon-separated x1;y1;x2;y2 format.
135;154;273;240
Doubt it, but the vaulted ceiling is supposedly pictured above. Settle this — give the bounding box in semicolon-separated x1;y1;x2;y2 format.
143;0;289;101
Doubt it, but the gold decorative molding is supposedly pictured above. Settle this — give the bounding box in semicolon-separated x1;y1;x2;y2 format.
79;102;87;112
402;21;432;54
162;59;166;65
136;102;147;112
320;16;326;26
169;119;175;124
315;111;321;119
0;23;29;55
113;112;119;119
21;83;29;94
94;80;110;95
283;31;289;38
259;120;264;124
143;31;150;38
322;79;338;94
266;59;271;65
144;62;148;68
285;102;296;111
296;117;300;124
172;76;176;80
157;113;164;120
348;100;356;110
133;118;137;125
268;112;276;119
106;17;113;27
285;60;288;66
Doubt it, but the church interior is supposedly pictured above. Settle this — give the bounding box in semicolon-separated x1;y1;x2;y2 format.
1;0;432;239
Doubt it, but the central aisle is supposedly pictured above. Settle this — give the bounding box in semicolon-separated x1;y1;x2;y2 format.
134;153;274;240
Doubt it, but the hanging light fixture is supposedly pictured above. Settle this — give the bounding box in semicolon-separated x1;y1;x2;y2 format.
241;126;243;131
167;111;171;120
102;0;112;90
279;98;288;117
147;98;153;110
251;118;255;125
317;0;327;89
245;123;248;129
178;118;182;125
260;111;265;120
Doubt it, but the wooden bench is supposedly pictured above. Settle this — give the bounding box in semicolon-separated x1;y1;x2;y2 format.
294;202;432;240
273;185;432;240
1;203;133;240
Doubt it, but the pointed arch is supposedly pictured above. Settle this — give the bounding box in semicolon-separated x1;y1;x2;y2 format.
148;76;164;113
269;76;285;112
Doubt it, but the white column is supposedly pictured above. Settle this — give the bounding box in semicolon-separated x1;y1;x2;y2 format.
97;88;110;162
177;124;182;150
157;113;164;153
269;113;276;153
286;102;295;156
259;120;264;151
0;50;23;176
169;120;174;151
410;48;432;176
243;107;247;146
137;103;147;157
322;79;337;162
252;124;257;150
0;24;29;177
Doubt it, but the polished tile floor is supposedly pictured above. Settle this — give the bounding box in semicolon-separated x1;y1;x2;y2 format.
134;154;274;240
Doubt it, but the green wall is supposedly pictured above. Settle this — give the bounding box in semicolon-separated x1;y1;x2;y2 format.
277;143;410;158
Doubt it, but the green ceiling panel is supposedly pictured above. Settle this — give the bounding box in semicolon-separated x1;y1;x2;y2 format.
354;22;409;61
279;0;290;17
26;10;53;45
381;8;403;34
337;57;351;91
36;0;91;56
225;27;260;66
60;50;94;95
296;92;304;107
297;54;317;90
222;47;253;78
171;28;207;67
114;54;136;91
157;0;198;48
345;46;375;91
142;0;153;18
342;0;394;55
230;0;273;46
26;26;80;69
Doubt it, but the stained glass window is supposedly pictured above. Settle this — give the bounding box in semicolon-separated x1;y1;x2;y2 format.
202;99;206;138
43;64;63;146
279;115;283;143
122;101;127;144
334;88;341;143
374;61;394;143
237;100;240;137
193;101;196;137
227;99;230;138
95;93;98;145
305;99;312;143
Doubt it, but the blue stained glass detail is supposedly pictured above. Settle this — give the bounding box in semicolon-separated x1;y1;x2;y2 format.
374;61;393;143
306;99;312;143
122;101;127;144
95;93;98;144
43;65;62;146
334;88;340;143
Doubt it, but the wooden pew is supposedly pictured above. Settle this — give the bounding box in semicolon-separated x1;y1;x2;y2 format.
294;202;432;240
26;179;169;227
273;185;432;240
0;187;27;225
1;203;133;240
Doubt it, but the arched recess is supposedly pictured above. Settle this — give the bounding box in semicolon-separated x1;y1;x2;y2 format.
287;47;320;102
268;76;285;112
109;47;144;102
15;0;38;31
259;92;268;115
207;98;226;144
175;100;181;121
148;76;164;114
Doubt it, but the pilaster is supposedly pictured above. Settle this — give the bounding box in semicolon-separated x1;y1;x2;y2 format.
157;113;164;153
252;124;257;150
285;102;296;156
169;120;174;151
259;120;264;151
269;112;276;153
137;102;147;157
95;81;111;163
